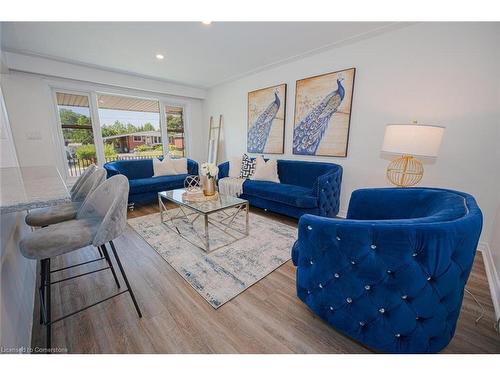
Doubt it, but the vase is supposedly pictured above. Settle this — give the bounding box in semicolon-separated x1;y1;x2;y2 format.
202;176;216;196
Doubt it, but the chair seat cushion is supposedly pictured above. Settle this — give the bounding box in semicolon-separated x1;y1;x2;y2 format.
128;174;188;195
19;218;101;260
25;202;81;227
243;180;318;208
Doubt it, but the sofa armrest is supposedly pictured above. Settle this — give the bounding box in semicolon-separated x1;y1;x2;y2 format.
315;166;342;217
103;163;121;178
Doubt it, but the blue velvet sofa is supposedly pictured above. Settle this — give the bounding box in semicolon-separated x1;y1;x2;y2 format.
103;158;198;205
217;159;342;219
292;188;482;353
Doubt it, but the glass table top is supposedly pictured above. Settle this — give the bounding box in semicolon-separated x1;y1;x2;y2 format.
159;189;248;214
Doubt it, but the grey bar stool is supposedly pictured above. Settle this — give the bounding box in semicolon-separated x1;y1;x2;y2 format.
19;175;142;351
70;164;96;199
25;167;105;227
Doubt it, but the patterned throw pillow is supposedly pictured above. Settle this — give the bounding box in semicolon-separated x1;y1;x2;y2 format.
239;154;256;178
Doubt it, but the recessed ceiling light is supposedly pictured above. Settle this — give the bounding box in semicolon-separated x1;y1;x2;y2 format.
155;54;165;60
201;21;212;25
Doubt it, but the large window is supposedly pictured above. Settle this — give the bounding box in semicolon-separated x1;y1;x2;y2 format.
54;89;188;180
97;94;162;161
166;105;185;157
55;92;96;177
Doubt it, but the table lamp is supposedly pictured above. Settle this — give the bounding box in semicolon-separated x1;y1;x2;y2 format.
381;122;444;187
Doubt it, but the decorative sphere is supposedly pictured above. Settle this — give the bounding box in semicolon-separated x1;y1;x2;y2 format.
386;156;423;187
184;175;201;192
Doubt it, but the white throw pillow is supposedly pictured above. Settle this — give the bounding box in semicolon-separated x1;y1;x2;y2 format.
153;156;187;177
228;156;242;178
171;157;188;174
250;156;280;183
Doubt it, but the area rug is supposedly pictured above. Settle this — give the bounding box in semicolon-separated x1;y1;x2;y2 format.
128;210;297;308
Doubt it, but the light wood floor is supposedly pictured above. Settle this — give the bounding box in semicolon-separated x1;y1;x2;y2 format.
31;203;500;353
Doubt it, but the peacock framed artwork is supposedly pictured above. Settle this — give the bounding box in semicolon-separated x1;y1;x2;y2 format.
247;83;287;154
293;67;356;157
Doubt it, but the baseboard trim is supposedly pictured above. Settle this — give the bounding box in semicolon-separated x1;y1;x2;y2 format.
477;242;500;322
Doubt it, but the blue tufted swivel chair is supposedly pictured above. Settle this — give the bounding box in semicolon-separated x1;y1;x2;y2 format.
292;188;483;353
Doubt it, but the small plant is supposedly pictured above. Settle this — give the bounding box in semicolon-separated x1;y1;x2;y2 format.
75;144;116;160
104;144;117;158
75;144;97;160
135;144;153;152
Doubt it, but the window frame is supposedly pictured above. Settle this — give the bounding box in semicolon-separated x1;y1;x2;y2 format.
50;81;192;182
163;103;188;158
51;89;101;181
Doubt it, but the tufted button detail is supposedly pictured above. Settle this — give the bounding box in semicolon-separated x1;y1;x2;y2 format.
379;308;385;314
427;276;432;281
351;260;356;265
307;290;311;294
336;236;341;241
307;225;312;231
371;244;377;250
318;283;323;289
329;306;334;311
364;285;371;291
395;333;401;338
359;321;365;327
334;273;340;278
401;295;408;300
386;270;392;275
412;252;418;257
346;297;352;304
415;316;420;320
310;260;314;265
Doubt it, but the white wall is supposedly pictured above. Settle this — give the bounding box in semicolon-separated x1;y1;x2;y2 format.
204;23;500;248
0;70;207;170
0;29;36;351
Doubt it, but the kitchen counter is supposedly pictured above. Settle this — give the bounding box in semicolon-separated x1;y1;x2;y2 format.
1;165;70;350
0;166;70;214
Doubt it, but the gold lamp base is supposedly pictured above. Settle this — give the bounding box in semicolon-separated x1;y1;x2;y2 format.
386;155;423;187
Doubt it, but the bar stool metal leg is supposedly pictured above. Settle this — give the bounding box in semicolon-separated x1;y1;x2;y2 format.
42;258;52;351
101;244;120;289
109;241;142;318
39;261;46;324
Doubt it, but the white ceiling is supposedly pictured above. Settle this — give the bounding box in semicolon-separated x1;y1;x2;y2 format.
1;22;398;88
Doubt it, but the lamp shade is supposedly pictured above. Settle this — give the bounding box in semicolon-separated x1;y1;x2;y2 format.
381;124;444;157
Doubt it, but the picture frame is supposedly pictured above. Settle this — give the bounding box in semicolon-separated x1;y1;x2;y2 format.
292;67;356;157
247;83;287;154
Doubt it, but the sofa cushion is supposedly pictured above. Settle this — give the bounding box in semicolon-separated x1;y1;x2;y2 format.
129;174;188;194
243;180;318;208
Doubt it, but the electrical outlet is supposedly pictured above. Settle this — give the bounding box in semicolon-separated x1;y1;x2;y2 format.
26;131;42;140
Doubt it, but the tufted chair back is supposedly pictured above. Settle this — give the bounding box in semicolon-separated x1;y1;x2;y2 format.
292;187;482;353
72;168;106;203
77;174;129;247
70;164;96;199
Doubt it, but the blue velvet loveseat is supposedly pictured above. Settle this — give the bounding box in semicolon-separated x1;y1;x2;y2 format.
292;187;482;353
104;158;198;206
218;159;342;219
